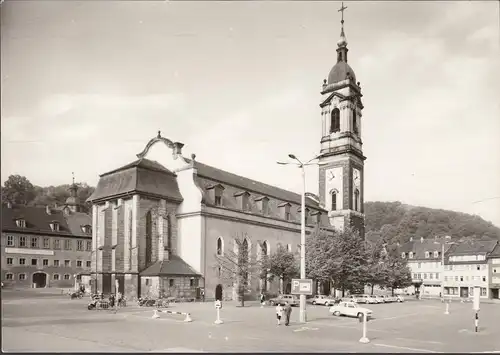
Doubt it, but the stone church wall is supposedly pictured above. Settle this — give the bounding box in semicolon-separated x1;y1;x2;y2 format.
203;213;303;301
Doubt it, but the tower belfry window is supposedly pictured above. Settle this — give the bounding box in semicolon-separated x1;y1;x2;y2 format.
354;188;360;212
330;108;340;133
353;111;358;134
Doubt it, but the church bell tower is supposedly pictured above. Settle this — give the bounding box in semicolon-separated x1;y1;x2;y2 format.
318;3;366;238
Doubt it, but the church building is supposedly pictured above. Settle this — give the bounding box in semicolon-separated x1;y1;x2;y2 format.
87;7;366;301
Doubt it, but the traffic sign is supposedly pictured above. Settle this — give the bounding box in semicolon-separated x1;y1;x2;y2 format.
291;279;313;295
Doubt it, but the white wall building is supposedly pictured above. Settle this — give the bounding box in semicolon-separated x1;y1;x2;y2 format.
443;240;498;299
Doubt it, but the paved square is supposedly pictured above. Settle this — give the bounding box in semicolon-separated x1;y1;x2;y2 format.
2;290;499;353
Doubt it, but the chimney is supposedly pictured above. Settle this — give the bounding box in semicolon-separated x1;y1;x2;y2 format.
421;237;424;243
54;202;59;208
410;237;413;242
6;201;12;208
46;205;52;215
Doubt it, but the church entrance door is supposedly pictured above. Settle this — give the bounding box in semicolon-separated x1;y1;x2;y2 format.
215;284;223;301
32;272;47;288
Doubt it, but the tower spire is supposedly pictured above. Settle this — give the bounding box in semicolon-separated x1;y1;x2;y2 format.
336;2;348;62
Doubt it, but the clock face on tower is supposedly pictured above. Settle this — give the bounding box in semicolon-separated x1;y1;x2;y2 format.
353;168;361;188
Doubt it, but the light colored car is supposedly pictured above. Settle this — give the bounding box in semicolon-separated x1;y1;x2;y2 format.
329;301;373;319
342;295;359;303
381;295;397;303
396;295;405;302
373;295;385;304
357;295;378;304
269;294;300;306
311;295;337;306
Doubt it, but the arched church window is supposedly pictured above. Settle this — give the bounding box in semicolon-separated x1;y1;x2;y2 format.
331;191;337;211
353;110;358;134
145;211;153;266
217;237;224;256
330;108;340;133
354;189;360;212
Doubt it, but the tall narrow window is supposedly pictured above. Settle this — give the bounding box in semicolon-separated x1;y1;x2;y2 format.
331;191;337;211
353;111;358;134
354;189;360;212
145;211;153;266
217;237;223;256
330;108;340;133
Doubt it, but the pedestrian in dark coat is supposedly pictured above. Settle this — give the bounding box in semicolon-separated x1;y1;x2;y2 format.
284;301;292;326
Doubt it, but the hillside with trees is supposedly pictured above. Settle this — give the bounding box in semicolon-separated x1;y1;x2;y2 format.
1;175;94;213
365;201;500;244
2;175;499;243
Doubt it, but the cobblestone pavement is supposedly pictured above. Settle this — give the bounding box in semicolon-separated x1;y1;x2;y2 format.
2;290;499;353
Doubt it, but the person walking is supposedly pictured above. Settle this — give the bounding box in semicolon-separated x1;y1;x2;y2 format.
284;301;292;326
260;292;265;307
275;303;284;326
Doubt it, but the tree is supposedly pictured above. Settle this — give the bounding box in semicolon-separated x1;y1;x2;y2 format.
261;244;299;294
2;175;36;205
214;235;262;307
379;244;413;295
306;226;369;296
364;239;389;295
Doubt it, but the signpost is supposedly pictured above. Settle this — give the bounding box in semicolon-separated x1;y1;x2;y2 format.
291;279;313;295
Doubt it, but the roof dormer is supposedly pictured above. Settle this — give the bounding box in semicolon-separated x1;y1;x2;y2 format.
297;206;310;224
254;196;270;215
310;210;322;224
206;183;225;207
278;202;292;221
14;218;26;228
49;221;60;232
234;190;250;211
409;251;414;259
425;251;430;258
81;224;92;235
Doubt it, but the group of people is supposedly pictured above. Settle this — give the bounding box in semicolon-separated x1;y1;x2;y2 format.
259;292;292;326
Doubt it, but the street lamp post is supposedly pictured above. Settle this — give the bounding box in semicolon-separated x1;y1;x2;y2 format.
277;153;323;324
435;238;457;300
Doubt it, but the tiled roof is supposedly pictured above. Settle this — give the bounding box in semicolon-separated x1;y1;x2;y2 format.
88;158;183;203
398;239;452;260
489;244;500;257
192;161;324;211
448;240;498;255
1;205;91;237
140;255;201;276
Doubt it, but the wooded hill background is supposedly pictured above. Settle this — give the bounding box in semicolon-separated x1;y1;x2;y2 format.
2;175;500;243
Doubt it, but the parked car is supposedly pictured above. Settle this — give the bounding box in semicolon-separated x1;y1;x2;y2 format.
311;295;337;306
269;294;300;306
396;295;405;302
373;295;385;304
381;295;397;303
355;294;378;304
329;301;373;319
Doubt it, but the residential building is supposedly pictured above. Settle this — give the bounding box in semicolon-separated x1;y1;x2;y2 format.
87;14;367;301
487;243;500;299
399;237;451;296
443;240;498;299
1;182;93;289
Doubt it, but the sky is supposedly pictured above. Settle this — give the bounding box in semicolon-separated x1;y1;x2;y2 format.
1;1;499;227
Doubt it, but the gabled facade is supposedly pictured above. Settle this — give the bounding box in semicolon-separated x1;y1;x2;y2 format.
87;132;332;301
1;199;92;289
487;244;500;299
443;240;498;299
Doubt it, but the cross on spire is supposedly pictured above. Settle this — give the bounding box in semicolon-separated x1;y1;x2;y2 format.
338;2;348;24
72;172;75;184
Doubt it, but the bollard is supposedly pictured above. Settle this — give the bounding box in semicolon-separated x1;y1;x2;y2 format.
152;309;161;319
474;311;479;333
214;307;223;324
359;312;370;343
445;303;450;315
184;313;192;322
